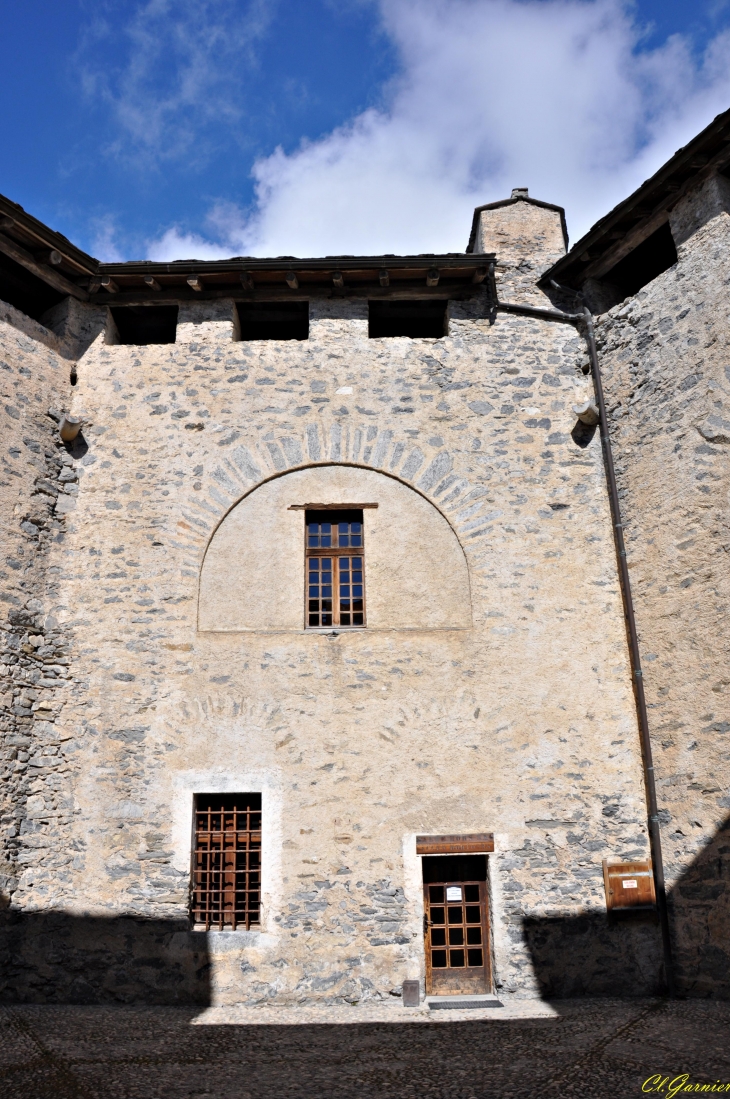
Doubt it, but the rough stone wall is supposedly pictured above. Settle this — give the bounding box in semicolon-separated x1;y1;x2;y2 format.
0;301;75;906
597;177;730;995
0;205;662;1005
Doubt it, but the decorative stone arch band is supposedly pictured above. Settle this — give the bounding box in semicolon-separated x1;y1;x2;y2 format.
197;462;473;633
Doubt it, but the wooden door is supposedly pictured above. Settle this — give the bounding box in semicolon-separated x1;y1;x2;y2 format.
424;879;491;995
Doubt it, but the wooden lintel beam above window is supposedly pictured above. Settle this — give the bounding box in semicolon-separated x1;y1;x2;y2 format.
0;231;89;301
417;833;495;855
288;502;379;510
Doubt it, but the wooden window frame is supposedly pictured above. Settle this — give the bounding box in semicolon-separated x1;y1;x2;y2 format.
304;508;367;630
191;793;262;931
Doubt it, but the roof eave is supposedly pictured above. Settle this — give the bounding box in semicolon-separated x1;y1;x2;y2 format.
541;105;730;289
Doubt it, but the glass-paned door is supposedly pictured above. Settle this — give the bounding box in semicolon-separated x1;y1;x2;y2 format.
422;857;491;995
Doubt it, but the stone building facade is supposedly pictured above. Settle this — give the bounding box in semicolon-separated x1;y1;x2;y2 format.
1;108;729;1006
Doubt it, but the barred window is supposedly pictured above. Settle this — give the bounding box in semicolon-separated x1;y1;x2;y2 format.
306;509;365;628
191;794;261;930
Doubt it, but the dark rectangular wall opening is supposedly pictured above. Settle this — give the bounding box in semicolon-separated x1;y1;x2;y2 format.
194;792;262;813
236;301;309;341
604;221;678;299
0;251;66;322
369;299;447;338
110;305;178;345
422;855;487;882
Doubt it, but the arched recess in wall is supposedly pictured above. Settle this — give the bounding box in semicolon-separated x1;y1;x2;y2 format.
198;464;471;632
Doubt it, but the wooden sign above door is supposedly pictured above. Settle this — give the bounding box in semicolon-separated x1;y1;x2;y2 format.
416;833;494;855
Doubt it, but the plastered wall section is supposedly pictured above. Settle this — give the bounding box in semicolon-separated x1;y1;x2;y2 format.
199;465;471;632
2;287;654;1004
596;175;730;995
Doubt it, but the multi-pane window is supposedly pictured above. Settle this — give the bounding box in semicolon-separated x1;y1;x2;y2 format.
306;509;365;628
191;794;261;930
426;882;486;970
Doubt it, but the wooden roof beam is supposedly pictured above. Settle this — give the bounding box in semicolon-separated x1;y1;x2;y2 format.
0;229;88;301
582;209;670;281
35;249;63;266
0;206;98;275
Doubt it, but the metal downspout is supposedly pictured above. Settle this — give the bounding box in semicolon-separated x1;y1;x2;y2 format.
579;305;675;996
488;265;675;994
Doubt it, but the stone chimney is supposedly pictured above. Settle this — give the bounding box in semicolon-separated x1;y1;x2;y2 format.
470;189;568;301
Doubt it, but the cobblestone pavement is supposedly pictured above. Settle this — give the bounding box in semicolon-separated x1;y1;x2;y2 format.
2;998;729;1098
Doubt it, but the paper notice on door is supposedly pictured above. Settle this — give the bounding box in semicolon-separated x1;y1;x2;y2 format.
621;879;638;889
446;886;462;901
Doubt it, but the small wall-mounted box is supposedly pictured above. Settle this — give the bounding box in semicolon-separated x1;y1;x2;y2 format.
602;859;656;912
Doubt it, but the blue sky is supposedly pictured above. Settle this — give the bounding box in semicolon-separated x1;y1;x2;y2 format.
2;0;730;259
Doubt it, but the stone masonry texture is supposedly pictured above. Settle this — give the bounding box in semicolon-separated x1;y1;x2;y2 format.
0;183;725;1007
595;175;730;997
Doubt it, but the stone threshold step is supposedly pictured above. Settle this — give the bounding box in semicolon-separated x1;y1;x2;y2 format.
427;995;504;1010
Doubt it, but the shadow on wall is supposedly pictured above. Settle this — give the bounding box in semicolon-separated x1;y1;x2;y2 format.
670;814;730;997
523;813;730;998
522;911;664;998
0;909;211;1005
0;816;727;1005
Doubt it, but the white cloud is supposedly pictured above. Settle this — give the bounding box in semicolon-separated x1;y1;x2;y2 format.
146;227;236;261
89;214;126;262
145;0;730;258
77;0;275;170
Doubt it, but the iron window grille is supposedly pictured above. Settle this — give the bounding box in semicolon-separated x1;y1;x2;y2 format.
305;509;365;628
191;793;261;930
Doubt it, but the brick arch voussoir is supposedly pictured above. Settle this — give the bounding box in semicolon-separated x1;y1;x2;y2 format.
175;419;492;563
